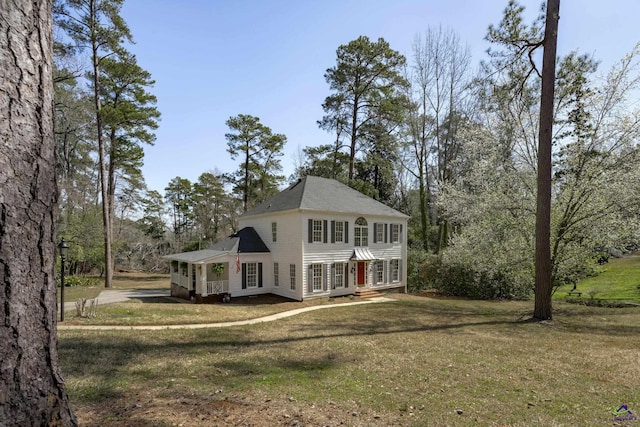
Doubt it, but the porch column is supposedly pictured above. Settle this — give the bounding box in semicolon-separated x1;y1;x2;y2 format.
200;264;208;296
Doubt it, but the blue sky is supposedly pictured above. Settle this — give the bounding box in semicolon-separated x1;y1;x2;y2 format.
119;0;640;195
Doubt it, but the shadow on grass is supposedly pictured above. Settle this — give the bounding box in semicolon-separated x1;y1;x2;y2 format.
59;297;640;407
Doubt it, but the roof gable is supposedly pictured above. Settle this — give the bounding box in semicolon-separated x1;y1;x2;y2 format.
242;176;408;218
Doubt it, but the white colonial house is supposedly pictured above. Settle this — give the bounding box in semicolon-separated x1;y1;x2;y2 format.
164;176;409;302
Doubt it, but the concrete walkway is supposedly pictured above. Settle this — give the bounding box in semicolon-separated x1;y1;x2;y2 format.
58;292;396;331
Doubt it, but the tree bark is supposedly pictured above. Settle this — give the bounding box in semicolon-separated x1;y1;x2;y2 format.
89;0;113;287
534;0;560;320
0;0;77;424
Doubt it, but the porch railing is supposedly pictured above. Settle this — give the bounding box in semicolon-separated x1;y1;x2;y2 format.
205;280;229;296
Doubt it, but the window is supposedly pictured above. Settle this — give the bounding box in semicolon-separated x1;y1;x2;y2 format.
391;224;400;243
333;262;345;288
274;262;279;287
242;262;263;289
272;222;277;242
290;264;296;290
334;221;344;243
311;264;323;291
246;262;257;288
313;219;323;242
309;219;328;243
391;259;400;282
354;217;368;247
375;223;384;243
375;261;385;284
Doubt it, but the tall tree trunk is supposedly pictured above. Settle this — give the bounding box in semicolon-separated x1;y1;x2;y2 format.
349;94;359;182
0;0;77;424
90;0;113;287
534;0;560;320
418;164;430;252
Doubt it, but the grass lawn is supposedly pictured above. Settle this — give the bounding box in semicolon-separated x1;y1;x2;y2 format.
58;295;640;426
555;255;640;302
62;295;361;326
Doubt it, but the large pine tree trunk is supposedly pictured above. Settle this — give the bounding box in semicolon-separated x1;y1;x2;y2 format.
0;0;77;424
534;0;560;320
90;0;113;288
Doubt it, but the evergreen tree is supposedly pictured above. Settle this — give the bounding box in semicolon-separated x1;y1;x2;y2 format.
225;114;286;211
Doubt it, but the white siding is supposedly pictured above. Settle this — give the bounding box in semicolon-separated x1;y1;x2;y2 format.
239;211;304;300
238;209;408;300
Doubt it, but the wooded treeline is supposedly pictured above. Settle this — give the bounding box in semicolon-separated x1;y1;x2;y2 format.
54;0;640;299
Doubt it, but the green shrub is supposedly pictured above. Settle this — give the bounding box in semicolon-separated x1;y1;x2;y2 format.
407;248;430;292
418;254;532;300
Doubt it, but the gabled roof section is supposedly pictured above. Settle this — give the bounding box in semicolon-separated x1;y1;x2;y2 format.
230;227;270;253
242;176;408;218
163;227;269;263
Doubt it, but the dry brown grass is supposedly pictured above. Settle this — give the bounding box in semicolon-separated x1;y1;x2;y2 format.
58;294;640;426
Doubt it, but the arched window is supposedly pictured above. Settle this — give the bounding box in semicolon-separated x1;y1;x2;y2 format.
354;217;368;247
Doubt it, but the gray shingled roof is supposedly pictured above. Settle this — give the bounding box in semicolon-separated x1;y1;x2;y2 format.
242;176;409;218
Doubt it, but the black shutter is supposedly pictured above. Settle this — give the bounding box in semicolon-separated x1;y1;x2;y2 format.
258;263;263;287
345;221;349;244
241;263;247;289
308;219;313;243
400;224;403;243
323;264;328;290
344;263;349;288
323;220;328;243
386;260;390;283
331;263;335;289
373;223;377;243
385;223;388;243
331;221;335;243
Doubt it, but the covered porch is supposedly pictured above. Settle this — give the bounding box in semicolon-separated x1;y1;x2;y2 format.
165;248;237;302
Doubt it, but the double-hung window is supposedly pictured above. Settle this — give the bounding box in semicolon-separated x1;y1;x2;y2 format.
312;220;323;242
274;262;279;287
333;262;345;288
290;264;296;290
246;262;257;288
311;264;323;291
272;222;277;242
375;223;384;243
334;221;344;243
391;259;400;282
375;261;385;284
391;224;400;243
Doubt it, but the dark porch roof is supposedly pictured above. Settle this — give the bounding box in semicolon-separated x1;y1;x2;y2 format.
163;227;269;264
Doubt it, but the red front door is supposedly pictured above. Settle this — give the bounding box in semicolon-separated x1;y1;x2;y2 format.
357;262;366;287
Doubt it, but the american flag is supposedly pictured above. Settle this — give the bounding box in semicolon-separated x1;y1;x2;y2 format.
235;254;240;274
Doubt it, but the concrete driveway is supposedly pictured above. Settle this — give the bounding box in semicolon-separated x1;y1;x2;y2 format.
62;288;172;312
